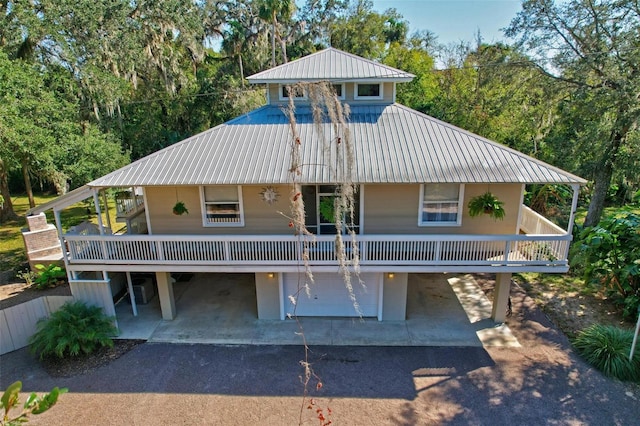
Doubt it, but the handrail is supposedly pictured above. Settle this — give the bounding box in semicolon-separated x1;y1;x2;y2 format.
64;233;571;267
520;205;566;235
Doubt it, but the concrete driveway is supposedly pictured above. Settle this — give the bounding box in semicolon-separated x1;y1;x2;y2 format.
1;281;638;425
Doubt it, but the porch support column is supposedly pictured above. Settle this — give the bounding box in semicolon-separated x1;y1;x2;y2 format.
491;273;512;323
566;183;581;235
382;273;408;321
255;273;281;320
156;272;176;320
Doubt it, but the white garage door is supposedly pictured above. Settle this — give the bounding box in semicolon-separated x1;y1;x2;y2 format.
283;272;380;317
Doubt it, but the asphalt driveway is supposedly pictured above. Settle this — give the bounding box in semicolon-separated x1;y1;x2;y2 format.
1;283;638;425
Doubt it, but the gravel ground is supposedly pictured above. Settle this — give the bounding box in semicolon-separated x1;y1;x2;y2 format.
1;282;639;425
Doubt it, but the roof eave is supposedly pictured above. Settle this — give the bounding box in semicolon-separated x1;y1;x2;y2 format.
247;77;415;84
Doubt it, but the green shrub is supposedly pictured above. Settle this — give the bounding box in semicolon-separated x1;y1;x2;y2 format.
32;264;66;290
573;213;640;318
573;324;640;382
29;301;117;360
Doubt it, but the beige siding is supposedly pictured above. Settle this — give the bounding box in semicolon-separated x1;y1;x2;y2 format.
267;82;395;106
363;184;521;235
146;185;292;235
146;183;521;236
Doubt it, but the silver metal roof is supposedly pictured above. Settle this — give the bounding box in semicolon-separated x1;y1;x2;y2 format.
90;104;586;188
246;48;415;83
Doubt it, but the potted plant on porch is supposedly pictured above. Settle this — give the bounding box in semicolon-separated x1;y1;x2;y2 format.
468;191;505;220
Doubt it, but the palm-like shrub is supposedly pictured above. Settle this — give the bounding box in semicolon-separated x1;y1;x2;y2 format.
29;301;117;360
573;324;640;382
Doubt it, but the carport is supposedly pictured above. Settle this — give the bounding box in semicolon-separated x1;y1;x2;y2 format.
115;273;519;347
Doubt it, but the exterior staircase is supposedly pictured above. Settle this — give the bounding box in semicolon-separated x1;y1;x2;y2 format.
21;213;64;270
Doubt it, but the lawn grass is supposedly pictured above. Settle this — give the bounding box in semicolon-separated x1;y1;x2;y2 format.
0;193;119;272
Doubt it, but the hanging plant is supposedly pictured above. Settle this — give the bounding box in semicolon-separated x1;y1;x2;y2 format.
468;191;505;220
319;196;336;222
172;201;189;216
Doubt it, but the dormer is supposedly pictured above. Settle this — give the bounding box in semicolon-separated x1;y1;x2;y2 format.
246;48;415;106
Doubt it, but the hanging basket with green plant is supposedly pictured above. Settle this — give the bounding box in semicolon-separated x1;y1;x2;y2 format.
172;201;189;215
468;191;505;220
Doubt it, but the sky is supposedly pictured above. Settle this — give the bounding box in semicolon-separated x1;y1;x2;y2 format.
371;0;523;46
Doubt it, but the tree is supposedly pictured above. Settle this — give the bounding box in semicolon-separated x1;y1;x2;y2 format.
381;37;439;111
506;0;640;227
0;53;62;208
329;0;408;60
258;0;295;67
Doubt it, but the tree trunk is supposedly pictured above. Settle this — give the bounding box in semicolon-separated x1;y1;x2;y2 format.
584;161;613;228
583;118;629;227
21;159;35;209
238;54;244;87
0;157;18;223
271;13;277;67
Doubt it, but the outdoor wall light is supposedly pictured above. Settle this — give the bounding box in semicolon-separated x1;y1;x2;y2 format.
388;273;394;279
267;273;275;278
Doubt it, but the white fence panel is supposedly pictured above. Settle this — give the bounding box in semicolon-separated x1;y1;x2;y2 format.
69;280;116;318
0;295;73;355
0;310;14;354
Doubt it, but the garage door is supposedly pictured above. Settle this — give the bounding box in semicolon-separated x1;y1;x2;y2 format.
283;272;380;317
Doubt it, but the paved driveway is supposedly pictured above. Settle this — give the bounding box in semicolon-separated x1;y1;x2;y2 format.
1;282;638;425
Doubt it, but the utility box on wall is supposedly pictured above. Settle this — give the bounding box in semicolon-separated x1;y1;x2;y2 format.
132;278;155;304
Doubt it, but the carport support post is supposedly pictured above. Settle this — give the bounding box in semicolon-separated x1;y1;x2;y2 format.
156;272;176;320
491;273;512;323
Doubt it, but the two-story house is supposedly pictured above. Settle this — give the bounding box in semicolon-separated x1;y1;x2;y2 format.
27;48;586;329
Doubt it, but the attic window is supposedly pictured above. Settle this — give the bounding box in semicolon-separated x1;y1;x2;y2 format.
279;85;306;101
201;186;244;227
354;83;383;100
333;83;345;100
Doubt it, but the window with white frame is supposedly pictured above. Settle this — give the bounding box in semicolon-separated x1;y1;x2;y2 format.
419;184;464;226
354;83;383;100
279;84;306;100
202;186;244;226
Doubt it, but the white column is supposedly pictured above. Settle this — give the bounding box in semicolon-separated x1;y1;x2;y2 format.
491;273;512;323
566;184;581;235
126;272;138;317
156;272;176;320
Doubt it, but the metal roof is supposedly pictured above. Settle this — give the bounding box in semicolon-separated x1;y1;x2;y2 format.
90;104;586;188
246;48;415;83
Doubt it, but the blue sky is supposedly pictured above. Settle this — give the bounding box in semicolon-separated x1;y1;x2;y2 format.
372;0;523;46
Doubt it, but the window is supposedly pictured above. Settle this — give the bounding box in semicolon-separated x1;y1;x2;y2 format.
332;83;345;100
279;84;306;100
302;185;360;234
354;83;383;100
419;184;464;226
201;186;244;226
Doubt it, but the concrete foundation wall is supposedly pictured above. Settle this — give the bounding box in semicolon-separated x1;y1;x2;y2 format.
255;273;281;319
382;273;408;321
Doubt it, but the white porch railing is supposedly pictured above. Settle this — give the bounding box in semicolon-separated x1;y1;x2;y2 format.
115;193;144;217
64;233;571;268
520;205;566;235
